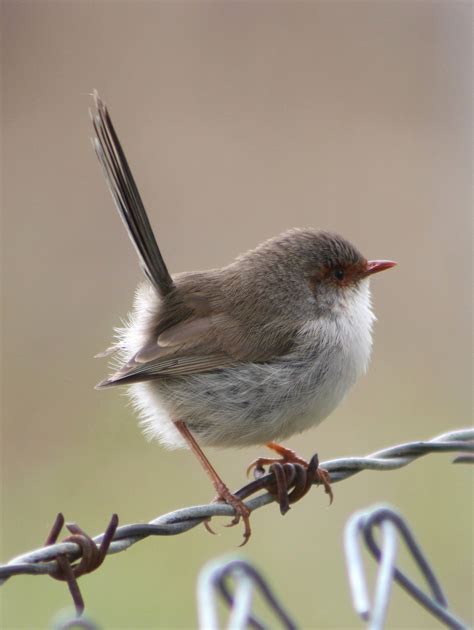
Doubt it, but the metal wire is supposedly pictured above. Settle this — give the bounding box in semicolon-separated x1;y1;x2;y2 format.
197;557;297;630
344;505;470;630
197;502;471;630
51;610;99;630
0;428;472;587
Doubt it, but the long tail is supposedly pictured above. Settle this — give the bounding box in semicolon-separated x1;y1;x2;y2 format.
90;91;175;297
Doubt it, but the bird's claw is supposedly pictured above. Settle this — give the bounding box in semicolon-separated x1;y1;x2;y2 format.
203;491;252;545
247;458;275;478
203;518;218;536
222;496;252;546
314;464;333;504
245;446;333;514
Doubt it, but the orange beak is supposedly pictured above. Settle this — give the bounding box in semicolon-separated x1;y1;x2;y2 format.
365;260;397;276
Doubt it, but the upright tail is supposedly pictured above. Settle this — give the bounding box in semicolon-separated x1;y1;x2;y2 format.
90;91;175;297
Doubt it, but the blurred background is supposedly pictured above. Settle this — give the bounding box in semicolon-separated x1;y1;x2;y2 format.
2;1;472;628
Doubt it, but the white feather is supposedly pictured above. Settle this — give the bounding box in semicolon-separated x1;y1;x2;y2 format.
121;280;375;449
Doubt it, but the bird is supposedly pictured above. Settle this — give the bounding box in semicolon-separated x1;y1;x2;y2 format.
90;92;396;544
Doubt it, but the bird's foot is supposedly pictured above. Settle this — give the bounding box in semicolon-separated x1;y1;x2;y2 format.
247;442;333;514
246;442;309;477
205;483;252;546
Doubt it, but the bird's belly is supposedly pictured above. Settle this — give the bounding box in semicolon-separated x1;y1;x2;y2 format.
128;339;363;449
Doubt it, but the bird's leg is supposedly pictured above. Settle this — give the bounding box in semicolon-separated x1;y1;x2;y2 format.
174;420;251;545
247;442;333;510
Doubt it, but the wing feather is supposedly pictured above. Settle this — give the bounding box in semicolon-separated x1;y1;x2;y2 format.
96;352;237;388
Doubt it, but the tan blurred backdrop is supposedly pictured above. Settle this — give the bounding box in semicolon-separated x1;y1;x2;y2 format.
2;1;472;628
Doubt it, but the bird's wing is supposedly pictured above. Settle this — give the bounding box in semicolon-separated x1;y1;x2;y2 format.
96;296;299;388
91;91;175;297
96;307;242;388
96;348;238;388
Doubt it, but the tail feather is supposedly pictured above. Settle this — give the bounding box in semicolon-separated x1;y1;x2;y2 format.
91;91;175;297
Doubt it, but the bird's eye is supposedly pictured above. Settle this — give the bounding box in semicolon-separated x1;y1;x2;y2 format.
334;268;345;281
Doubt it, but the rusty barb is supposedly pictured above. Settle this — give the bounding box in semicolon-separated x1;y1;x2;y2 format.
239;453;331;516
44;513;118;617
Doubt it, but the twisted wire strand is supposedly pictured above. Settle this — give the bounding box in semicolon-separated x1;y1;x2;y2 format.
1;427;472;584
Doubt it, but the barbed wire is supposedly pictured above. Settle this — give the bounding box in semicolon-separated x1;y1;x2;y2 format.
1;428;472;584
1;427;472;624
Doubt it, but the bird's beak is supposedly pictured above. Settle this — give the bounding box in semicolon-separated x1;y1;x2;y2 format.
365;260;397;276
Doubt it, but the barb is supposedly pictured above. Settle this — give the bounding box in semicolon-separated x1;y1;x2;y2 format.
23;513;117;622
197;556;297;630
344;505;470;630
0;428;472;586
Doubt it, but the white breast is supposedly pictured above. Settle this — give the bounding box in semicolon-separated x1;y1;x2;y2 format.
128;281;375;449
282;280;375;438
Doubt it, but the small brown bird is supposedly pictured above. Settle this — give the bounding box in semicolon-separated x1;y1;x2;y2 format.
91;93;396;543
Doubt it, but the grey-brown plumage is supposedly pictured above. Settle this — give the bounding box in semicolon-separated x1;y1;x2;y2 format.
91;93;395;451
96;229;367;385
91;93;397;543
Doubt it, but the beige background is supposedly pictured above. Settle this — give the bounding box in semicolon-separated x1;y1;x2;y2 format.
2;1;472;628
